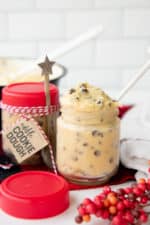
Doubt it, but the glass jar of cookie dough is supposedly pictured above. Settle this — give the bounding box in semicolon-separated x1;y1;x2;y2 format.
56;83;120;185
1;82;59;166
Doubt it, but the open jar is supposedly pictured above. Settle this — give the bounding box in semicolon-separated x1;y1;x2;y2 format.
56;83;120;185
1;82;59;166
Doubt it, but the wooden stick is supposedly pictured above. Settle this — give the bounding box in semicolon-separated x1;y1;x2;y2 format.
46;25;103;60
117;59;150;101
44;74;51;138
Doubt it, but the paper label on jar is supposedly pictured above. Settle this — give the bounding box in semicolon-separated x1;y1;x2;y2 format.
4;118;48;163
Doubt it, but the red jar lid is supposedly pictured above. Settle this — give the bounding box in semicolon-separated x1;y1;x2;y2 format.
2;82;59;107
0;171;69;219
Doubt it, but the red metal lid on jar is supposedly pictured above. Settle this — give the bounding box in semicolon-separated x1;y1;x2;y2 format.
0;171;69;219
2;82;59;107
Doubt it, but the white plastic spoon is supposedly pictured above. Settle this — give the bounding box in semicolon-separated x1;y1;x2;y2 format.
15;25;103;78
117;59;150;101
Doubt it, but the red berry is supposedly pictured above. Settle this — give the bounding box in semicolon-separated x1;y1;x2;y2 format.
78;206;86;216
101;209;109;219
85;203;97;214
109;206;117;215
117;188;125;195
139;212;148;223
147;182;150;190
137;183;146;192
111;215;128;225
123;199;131;208
75;177;150;225
117;211;124;217
83;198;92;205
124;187;132;194
111;216;121;225
124;211;134;223
138;178;146;184
133;187;142;196
118;195;125;201
98;193;106;200
103;186;111;194
140;196;148;204
95;209;103;218
75;215;83;224
116;201;125;211
103;198;110;207
107;191;117;198
82;214;91;222
108;195;118;205
94;196;103;208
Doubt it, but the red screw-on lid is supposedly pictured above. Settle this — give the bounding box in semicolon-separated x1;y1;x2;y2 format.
0;171;69;219
2;82;59;107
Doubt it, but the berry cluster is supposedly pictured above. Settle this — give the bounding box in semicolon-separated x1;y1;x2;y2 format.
75;178;150;225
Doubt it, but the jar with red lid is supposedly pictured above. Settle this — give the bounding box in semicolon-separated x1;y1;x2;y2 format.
1;82;59;167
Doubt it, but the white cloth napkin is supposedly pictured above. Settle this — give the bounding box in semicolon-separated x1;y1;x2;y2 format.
120;101;150;181
120;138;150;180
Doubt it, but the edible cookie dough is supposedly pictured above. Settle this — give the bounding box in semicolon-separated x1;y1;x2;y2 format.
56;83;120;184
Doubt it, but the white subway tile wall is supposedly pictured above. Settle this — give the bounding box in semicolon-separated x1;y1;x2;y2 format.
0;0;34;11
96;40;149;67
0;14;8;40
9;13;65;40
0;41;36;57
65;11;122;38
0;0;150;101
36;0;93;9
124;10;150;37
95;0;150;8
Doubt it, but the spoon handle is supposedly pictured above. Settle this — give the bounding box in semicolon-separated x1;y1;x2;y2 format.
16;25;103;77
118;59;150;101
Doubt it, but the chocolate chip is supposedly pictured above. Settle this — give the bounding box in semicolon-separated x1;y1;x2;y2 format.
78;151;83;155
96;100;102;104
94;150;101;156
72;156;78;161
109;157;114;163
100;118;104;122
81;87;88;93
76;132;80;137
69;88;76;94
92;130;98;136
83;143;88;147
92;130;103;137
98;141;102;144
76;96;80;101
100;133;104;138
108;102;112;107
80;83;87;88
